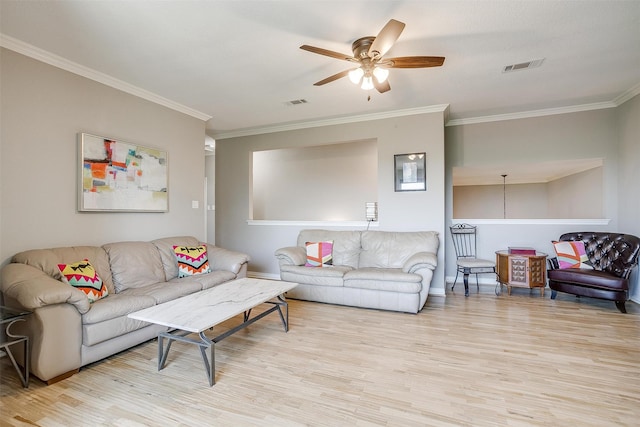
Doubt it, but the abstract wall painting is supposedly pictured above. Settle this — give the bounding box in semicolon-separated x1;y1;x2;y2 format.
78;133;168;212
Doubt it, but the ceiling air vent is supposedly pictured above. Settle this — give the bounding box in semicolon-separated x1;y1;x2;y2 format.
502;58;545;73
285;99;308;106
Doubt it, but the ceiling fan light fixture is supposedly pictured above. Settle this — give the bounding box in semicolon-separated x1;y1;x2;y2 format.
373;67;389;83
348;67;364;84
361;75;374;90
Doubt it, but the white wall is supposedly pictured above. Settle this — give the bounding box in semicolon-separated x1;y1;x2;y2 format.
0;49;207;266
252;139;377;221
216;111;447;294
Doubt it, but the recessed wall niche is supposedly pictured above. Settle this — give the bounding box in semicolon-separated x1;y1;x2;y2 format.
252;139;378;221
453;159;603;219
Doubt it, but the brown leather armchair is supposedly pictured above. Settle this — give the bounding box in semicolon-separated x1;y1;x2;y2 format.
548;232;640;313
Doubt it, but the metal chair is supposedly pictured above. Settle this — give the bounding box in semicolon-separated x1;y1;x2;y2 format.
450;223;497;296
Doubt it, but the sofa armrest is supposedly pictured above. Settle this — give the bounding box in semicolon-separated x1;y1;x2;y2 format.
0;263;90;314
402;252;438;273
204;244;250;275
275;246;307;266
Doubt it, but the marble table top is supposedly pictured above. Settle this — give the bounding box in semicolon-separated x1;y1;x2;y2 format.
128;278;298;333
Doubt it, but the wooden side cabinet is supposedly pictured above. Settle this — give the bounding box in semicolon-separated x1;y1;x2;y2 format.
496;250;547;296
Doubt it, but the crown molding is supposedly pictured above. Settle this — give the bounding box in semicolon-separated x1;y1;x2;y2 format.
613;82;640;106
212;104;450;140
446;82;640;127
0;34;212;122
445;101;618;127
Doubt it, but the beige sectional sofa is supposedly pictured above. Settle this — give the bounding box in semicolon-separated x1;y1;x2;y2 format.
275;229;439;313
0;236;249;383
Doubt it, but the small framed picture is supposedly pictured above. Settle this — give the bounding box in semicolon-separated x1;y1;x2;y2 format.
394;153;426;192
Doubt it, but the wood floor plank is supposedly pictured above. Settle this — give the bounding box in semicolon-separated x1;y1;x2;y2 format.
1;290;639;426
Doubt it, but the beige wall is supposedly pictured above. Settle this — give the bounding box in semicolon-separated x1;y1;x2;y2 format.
0;49;207;266
216;112;447;294
252;139;377;221
454;167;603;219
444;105;640;297
616;94;640;300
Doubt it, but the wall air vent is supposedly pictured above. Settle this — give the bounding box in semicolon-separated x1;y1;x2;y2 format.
502;58;545;73
285;99;308;106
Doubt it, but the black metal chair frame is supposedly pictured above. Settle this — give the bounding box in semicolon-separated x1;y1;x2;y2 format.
450;223;498;297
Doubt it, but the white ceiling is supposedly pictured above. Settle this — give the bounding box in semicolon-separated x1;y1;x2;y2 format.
1;0;639;140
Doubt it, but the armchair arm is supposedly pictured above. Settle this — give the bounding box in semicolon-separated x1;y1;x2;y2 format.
274;246;307;266
402;251;438;273
0;263;90;314
204;244;250;275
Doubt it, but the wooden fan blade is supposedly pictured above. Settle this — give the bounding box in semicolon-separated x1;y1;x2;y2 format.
313;69;353;86
368;19;405;58
384;56;445;68
374;78;391;93
300;45;357;62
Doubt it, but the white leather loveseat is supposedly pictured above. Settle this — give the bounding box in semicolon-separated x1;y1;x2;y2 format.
275;229;439;313
0;236;249;384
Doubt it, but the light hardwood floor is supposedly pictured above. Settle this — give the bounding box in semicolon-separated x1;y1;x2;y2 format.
1;288;639;426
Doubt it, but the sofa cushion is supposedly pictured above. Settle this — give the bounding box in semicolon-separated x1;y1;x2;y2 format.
82;293;156;325
168;270;236;290
344;268;422;293
359;231;440;268
298;230;361;268
280;264;352;287
152;236;202;280
305;241;333;267
12;246;115;294
103;241;166;292
173;245;211;277
57;259;109;303
548;268;627;291
82;315;153;347
118;280;202;304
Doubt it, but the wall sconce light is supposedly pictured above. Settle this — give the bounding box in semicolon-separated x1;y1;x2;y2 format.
365;202;378;222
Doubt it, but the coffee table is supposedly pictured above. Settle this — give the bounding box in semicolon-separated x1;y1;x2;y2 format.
128;277;297;386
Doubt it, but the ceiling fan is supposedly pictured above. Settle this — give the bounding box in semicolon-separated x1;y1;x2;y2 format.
300;19;445;94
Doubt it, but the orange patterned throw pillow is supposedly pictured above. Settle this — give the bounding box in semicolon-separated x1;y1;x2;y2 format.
305;241;334;267
173;245;211;278
552;241;592;269
57;259;108;303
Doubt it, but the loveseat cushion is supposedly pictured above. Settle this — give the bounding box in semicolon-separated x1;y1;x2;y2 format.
344;268;422;293
359;231;439;268
280;265;353;287
297;230;361;268
103;241;166;292
548;268;627;291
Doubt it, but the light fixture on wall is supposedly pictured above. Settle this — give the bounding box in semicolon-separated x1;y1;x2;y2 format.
501;174;507;219
365;202;378;222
